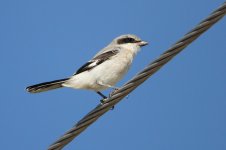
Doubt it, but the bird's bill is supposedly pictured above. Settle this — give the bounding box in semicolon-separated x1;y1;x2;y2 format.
138;41;148;47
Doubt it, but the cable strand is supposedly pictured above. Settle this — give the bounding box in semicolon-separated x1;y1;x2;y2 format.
48;2;226;150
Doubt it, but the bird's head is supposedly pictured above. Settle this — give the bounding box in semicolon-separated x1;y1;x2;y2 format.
112;34;148;54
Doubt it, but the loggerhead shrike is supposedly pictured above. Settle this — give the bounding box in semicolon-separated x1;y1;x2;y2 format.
26;34;148;99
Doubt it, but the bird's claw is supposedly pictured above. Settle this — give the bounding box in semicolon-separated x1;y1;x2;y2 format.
100;98;107;105
100;98;115;110
109;88;119;97
111;105;115;110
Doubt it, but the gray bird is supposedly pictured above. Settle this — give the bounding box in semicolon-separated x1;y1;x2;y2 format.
26;34;148;99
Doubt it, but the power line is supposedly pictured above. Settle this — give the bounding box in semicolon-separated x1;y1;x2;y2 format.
48;2;226;150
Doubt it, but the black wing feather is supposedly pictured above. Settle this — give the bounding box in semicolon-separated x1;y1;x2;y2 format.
75;61;95;75
74;50;119;75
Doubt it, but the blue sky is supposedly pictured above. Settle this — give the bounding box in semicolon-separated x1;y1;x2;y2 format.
0;0;225;150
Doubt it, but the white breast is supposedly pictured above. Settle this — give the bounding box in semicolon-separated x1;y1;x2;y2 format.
63;47;139;91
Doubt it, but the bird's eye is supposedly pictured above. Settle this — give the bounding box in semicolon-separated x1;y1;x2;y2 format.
127;38;135;43
118;38;136;44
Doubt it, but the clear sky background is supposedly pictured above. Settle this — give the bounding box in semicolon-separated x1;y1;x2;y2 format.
0;0;225;150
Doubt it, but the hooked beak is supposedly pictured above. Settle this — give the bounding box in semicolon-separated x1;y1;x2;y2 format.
138;41;148;47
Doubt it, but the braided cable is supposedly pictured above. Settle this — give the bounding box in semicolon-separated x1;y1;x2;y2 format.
48;2;226;150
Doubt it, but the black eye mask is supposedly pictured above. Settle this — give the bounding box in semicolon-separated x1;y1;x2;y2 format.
117;38;140;44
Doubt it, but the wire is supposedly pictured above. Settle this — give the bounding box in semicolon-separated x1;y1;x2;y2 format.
48;2;226;150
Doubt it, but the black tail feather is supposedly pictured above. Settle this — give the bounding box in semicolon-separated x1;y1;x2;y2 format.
26;78;69;93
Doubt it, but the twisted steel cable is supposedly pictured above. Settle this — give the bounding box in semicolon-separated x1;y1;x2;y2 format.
48;2;226;150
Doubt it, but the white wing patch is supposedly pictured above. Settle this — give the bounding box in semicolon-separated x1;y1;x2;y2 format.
73;49;119;75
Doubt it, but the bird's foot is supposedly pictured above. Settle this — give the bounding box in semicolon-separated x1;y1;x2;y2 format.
97;91;115;110
107;88;120;110
111;105;115;110
100;98;107;105
100;98;115;110
109;88;119;97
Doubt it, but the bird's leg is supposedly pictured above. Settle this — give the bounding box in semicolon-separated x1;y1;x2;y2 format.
109;87;119;97
96;91;107;103
96;91;115;110
96;81;119;110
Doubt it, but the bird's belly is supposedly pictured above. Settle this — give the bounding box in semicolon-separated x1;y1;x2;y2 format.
95;59;130;85
64;53;133;91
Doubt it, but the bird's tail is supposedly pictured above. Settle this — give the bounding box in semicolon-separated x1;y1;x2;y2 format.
26;78;69;93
